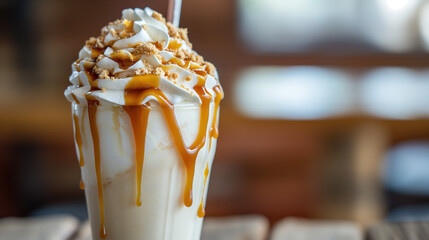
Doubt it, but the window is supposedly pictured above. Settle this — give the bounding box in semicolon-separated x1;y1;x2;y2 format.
238;0;427;53
235;67;429;119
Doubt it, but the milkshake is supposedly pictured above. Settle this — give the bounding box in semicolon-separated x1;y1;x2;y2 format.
64;8;223;240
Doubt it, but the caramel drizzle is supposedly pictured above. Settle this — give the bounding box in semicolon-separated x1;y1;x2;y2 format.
123;20;134;35
123;75;211;207
91;48;104;59
72;113;85;167
163;86;211;207
123;105;150;206
80;178;85;190
71;93;80;104
82;71;220;238
110;50;138;70
84;71;99;89
198;85;222;217
210;86;223;149
123;75;159;207
87;100;107;239
198;163;209;218
167;39;183;50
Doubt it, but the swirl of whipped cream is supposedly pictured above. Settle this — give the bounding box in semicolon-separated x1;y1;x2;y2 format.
65;7;219;106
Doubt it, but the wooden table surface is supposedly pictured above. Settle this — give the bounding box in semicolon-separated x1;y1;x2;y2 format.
0;214;428;240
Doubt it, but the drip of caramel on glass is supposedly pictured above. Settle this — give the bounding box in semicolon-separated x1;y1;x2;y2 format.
79;178;85;190
198;163;210;218
73;113;85;167
87;100;107;239
81;54;222;239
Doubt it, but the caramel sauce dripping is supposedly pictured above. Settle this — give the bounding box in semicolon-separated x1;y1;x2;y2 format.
110;50;133;60
123;20;134;33
124;75;160;91
198;163;209;218
189;62;203;70
118;59;139;70
167;39;183;50
190;63;207;77
183;60;191;69
178;85;211;207
71;93;80;104
80;178;85;190
73;113;85;167
77;77;83;87
165;58;193;70
123;106;150;207
79;51;221;236
110;50;138;70
74;62;81;72
124;75;160;207
91;48;104;59
154;83;211;207
83;62;95;70
123;74;211;207
85;70;99;89
194;69;208;77
166;57;185;66
87;100;107;239
211;86;223;140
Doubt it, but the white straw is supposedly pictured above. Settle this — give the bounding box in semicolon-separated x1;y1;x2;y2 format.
167;0;182;27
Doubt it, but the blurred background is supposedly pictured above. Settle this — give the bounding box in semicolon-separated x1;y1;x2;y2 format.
1;0;429;227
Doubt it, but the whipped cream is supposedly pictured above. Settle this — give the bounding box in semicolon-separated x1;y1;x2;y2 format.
65;7;219;106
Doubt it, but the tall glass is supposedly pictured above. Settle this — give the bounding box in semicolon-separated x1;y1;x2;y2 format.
70;95;220;240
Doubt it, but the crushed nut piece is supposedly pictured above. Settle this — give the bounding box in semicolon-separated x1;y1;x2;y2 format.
176;49;186;59
77;9;217;84
152;11;166;23
85;37;97;48
166;22;191;48
135;67;151;75
109;19;122;26
155;67;166;77
109;28;117;37
96;54;105;62
153;41;165;50
205;62;216;76
99;70;110;79
131;42;158;56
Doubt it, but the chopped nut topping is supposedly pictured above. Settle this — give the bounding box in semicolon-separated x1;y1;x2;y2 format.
153;41;165;50
85;37;97;48
96;54;105;62
99;70;110;79
166;23;192;48
205;62;216;76
77;9;217;83
93;65;102;74
152;11;166;23
135;68;150;75
176;49;186;59
155;67;165;76
131;42;158;56
109;28;117;37
109;19;122;26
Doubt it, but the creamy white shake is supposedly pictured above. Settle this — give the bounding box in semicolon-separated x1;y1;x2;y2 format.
65;8;222;240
